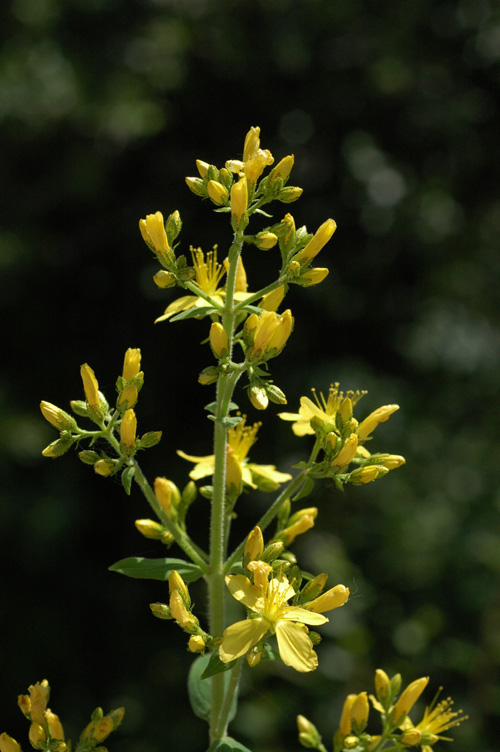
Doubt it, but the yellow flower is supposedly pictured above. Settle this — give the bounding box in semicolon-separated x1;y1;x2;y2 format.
400;691;467;748
120;408;137;449
80;364;100;409
28;680;50;724
393;677;429;724
279;384;365;436
155;246;226;323
219;565;339;672
357;404;400;442
178;416;291;491
293;218;337;264
230;177;248;226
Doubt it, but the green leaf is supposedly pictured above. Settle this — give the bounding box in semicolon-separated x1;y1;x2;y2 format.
206;737;253;752
170;305;219;322
292;475;315;501
121;466;135;495
109;556;203;582
188;654;238;723
207;415;243;428
204;401;239;414
200;651;236;679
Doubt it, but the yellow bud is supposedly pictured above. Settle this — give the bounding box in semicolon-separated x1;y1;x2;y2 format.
401;728;422;745
279;514;314;545
80;364;100;408
29;723;46;747
169;590;199;631
374;668;391;699
230;177;248;225
17;694;31;717
92;716;114;742
139;212;174;263
46;709;65;740
243;126;261;162
351;692;369;731
305;584;350;613
260;285;285;312
268;154;294;185
209;322;229;358
266;309;293;353
169;571;190;603
188;635;206;653
207;179;229;206
244;526;264;563
344;736;359;749
94;459;115;476
196;159;210;178
378;454;406;470
294;218;337;264
248;385;269;411
393;677;429;724
120;409;137;449
296;715;313;736
255;231;279;250
357;404;399;442
246;645;263;668
288;507;318;526
349;465;389;484
135;519;164;539
154;477;180;518
0;733;22;752
28;681;50;724
332;434;358;468
277;186;303;203
153;269;176;288
299;267;329;286
122;348;141;382
39;401;76;431
339;694;357;736
118;383;138;410
185;176;206;196
339;397;353;423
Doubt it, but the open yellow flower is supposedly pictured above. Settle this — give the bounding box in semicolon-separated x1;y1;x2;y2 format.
219;563;349;672
279;384;365;437
178;416;291;491
400;691;467;750
155;246;226;322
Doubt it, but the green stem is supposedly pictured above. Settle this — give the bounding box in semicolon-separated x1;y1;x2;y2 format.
104;426;209;570
214;657;243;739
183;280;225;311
208;228;245;743
233;277;286;313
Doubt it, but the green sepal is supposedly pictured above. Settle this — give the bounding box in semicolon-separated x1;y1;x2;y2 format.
70;399;89;417
261;644;280;662
188;654;238;724
138;431;162;449
200;651;236;680
204;401;239;414
121;466;135;495
292;475;315;501
206;738;253;752
109;556;203;583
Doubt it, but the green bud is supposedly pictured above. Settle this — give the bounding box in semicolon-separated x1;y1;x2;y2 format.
70;399;89;417
78;450;100;465
138;431;162;449
266;383;287;405
150;602;172;620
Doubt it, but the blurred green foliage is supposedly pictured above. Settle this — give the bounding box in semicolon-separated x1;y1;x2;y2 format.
1;0;499;750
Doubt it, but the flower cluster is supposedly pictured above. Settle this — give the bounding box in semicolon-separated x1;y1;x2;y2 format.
0;680;123;752
279;383;405;489
297;669;466;752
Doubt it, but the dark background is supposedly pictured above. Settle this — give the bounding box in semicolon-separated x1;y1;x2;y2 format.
1;1;499;750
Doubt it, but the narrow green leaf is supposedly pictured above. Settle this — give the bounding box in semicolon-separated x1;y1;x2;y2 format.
121;466;135;495
200;650;236;679
170;305;218;322
109;556;203;582
292;475;315;501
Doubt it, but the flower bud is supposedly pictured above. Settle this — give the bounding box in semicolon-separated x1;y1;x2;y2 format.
150;602;172;619
255;231;278;250
122;348;141;383
80;364;100;409
196;160;210;178
46;709;65;740
120;409;137;450
40;401;77;431
374;668;391;700
154;477;180;518
268;155;294;185
198;366;219;385
209;322;229;359
260;285;285;312
29;723;46;748
207;180;229;206
299;267;329;287
339;694;357;736
294;218;337;264
243;126;260;162
248;385;269;411
135;519;164;540
0;733;22;752
94;459;115;476
305;584;350;613
332;434;358;468
351;692;369;732
401;728;422;745
393;677;429;724
277;186;303;203
244;526;264;564
185;176;206;196
188;635;206;653
357;404;399;442
230;177;248;228
139;212;174;264
349;465;389;484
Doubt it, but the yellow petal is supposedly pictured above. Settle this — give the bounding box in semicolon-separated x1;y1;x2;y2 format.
225;575;263;611
280;606;328;626
219;618;269;662
275;621;318;672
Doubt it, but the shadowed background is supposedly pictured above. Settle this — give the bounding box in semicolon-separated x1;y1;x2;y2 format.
1;0;499;750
